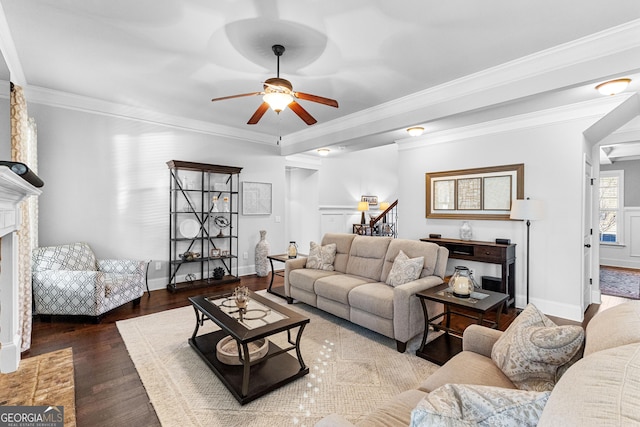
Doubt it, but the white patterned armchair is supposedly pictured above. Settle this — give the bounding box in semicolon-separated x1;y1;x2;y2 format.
32;242;146;321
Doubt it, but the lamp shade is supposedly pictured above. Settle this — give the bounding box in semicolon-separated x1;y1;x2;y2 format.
379;201;390;211
510;199;543;221
357;201;369;212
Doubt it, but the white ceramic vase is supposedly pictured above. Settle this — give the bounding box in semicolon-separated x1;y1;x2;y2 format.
460;221;473;241
255;230;270;277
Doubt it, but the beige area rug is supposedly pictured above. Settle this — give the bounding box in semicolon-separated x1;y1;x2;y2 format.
0;347;76;427
116;291;440;426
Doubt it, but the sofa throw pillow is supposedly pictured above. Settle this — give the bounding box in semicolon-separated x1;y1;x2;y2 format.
491;303;584;391
306;242;337;271
386;250;424;287
410;384;550;427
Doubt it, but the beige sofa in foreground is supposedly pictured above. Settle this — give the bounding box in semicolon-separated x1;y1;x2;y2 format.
316;300;640;426
284;233;449;352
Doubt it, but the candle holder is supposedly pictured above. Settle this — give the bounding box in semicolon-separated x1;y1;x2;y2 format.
449;266;478;298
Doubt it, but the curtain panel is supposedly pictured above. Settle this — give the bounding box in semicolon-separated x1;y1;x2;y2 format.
10;83;38;352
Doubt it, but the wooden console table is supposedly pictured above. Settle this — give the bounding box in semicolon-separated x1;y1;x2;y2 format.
420;237;516;310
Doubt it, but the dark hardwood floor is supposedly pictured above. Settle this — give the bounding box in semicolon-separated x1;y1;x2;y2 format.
25;275;272;427
22;272;609;427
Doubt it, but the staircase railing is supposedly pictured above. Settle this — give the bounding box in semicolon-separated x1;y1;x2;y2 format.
369;199;398;237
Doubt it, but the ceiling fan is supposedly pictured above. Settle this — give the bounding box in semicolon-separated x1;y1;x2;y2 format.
211;44;339;125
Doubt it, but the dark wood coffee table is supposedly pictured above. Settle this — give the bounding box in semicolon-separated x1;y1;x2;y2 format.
188;290;309;404
416;283;508;365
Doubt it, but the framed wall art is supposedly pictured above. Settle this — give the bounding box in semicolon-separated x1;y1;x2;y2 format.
242;181;272;215
426;164;524;220
361;195;378;207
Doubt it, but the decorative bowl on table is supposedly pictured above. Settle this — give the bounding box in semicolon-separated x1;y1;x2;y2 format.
215;336;269;365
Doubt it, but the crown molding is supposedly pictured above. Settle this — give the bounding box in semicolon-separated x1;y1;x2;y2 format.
22;85;276;145
395;94;634;151
5;18;640;154
281;19;640;153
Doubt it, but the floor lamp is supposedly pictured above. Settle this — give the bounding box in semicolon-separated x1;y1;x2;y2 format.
510;198;544;305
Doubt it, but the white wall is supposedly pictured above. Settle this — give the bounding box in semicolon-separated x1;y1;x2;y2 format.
286;166;320;249
397;119;596;321
28;98;610;320
318;144;398;207
30;103;288;289
28;101;401;290
316;145;399;236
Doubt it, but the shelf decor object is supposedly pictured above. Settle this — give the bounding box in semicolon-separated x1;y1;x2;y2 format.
167;160;242;292
255;230;270;277
426;164;524;220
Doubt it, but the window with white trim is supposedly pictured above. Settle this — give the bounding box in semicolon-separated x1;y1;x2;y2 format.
599;170;624;244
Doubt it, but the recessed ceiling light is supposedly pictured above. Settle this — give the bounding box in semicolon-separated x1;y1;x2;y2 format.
317;148;330;156
595;78;631;96
407;127;424;137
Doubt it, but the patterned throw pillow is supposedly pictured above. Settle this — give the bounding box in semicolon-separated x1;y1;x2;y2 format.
491;303;584;391
385;250;424;287
410;384;550;427
306;242;337;271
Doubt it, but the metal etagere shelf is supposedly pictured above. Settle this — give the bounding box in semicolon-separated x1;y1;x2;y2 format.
167;160;242;292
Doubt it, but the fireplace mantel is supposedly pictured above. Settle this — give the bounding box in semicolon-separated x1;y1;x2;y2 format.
0;165;42;373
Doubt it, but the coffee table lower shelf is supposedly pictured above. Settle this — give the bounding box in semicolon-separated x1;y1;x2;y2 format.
415;333;463;366
189;330;309;405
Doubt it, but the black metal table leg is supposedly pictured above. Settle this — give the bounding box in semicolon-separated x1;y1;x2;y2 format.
294;324;307;371
268;257;276;292
418;296;430;352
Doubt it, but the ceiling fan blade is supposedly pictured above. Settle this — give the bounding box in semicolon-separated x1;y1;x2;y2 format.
288;101;317;125
294;92;339;108
211;92;262;102
247;102;270;125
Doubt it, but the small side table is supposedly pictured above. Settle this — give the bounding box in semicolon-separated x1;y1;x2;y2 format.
267;254;306;303
416;284;508;365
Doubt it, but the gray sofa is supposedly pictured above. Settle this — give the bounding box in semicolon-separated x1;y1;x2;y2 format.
284;233;449;352
316;300;640;426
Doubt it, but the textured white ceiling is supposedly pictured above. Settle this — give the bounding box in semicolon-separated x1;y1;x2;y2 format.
2;0;640;154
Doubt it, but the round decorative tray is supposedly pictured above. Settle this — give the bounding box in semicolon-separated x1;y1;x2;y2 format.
179;219;199;238
215;336;269;365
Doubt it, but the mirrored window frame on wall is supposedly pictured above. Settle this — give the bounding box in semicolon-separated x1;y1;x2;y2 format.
425;163;524;220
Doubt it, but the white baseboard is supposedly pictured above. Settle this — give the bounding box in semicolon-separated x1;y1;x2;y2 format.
531;297;584;323
600;259;640;269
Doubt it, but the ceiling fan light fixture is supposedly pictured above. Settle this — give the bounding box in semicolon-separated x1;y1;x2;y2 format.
595;78;631;96
407;127;424;137
263;92;293;112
